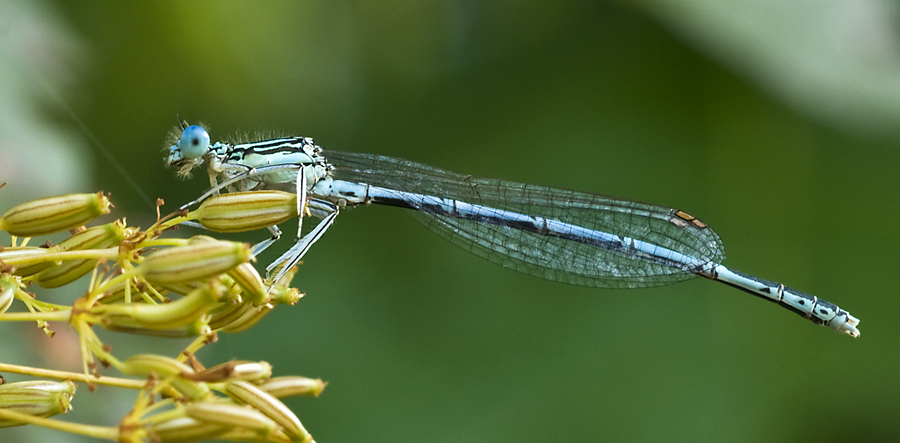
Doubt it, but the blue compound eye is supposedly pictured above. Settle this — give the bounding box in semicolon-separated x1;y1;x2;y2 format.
178;125;210;159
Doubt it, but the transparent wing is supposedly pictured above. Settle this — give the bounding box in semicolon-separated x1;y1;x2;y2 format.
327;150;725;288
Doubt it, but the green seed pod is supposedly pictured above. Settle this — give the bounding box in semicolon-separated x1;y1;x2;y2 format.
0;192;111;237
121;353;194;376
149;417;228;443
217;284;299;334
120;354;209;400
193;191;297;233
160;278;244;304
99;285;220;330
0;247;54;277
101;317;210;338
167;239;246;302
198;361;273;383
185;401;277;436
140;241;252;286
220;304;273;334
225;380;308;441
157;281;203;297
256;376;326;399
228;262;266;305
93;279;128;304
208;300;252;330
0;380;75;428
35;221;131;288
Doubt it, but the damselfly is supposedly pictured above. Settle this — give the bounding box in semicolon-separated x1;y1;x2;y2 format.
166;124;860;337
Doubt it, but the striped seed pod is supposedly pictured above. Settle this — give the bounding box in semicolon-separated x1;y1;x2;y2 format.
0;380;75;428
149;417;228;443
208;300;253;330
35;220;131;288
193;191;297;233
196;361;273;383
219;304;273;334
184;236;253;303
227;262;266;305
157;281;203;297
101;316;210;338
225;380;310;442
256;376;326;399
120;354;210;400
0;192;111;237
185;401;277;436
218;287;302;333
0;247;55;277
140;241;252;286
98;285;220;331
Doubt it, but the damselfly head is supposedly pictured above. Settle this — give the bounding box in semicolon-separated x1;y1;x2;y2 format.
178;125;211;158
165;125;211;177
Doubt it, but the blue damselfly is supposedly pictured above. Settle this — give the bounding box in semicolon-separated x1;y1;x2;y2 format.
166;124;860;337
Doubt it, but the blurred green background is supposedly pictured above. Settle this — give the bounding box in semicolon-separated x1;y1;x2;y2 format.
1;1;898;442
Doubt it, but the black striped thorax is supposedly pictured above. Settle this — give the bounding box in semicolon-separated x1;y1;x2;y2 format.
213;136;332;175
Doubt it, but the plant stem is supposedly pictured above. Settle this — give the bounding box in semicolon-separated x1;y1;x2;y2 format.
0;310;70;322
0;408;119;440
0;363;146;389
